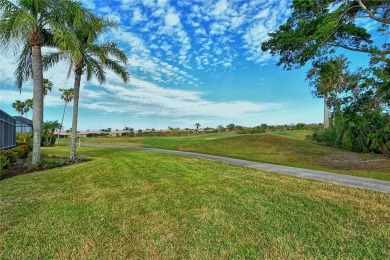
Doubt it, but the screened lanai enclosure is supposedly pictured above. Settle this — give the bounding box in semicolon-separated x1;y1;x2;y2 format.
14;116;33;133
0;109;16;150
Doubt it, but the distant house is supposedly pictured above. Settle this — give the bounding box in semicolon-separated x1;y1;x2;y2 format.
53;130;71;138
0;109;16;150
109;130;127;137
77;130;102;138
13;116;33;133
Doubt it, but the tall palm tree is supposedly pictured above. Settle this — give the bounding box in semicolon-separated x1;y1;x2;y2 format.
57;88;74;143
0;0;85;165
56;13;129;160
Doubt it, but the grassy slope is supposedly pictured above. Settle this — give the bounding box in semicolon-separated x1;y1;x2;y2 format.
1;146;389;258
77;131;390;181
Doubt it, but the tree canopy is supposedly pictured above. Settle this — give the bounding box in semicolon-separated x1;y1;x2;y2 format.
261;0;389;69
262;0;390;154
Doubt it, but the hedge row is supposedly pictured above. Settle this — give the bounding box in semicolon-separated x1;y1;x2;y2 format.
0;145;30;174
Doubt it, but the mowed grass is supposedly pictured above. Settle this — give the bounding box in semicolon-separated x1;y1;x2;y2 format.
1;146;389;258
77;131;390;181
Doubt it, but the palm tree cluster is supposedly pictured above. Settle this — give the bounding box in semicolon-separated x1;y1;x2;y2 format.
1;0;129;164
42;120;61;146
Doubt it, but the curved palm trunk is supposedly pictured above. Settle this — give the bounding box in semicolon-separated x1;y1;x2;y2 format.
70;69;82;160
58;102;67;144
31;46;44;165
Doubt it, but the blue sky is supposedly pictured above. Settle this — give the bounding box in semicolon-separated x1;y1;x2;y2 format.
0;0;365;131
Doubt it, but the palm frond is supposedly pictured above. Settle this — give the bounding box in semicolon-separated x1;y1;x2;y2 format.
0;7;32;52
103;57;130;83
85;54;106;84
88;44;108;63
54;29;83;63
102;41;128;64
14;42;32;90
42;52;63;71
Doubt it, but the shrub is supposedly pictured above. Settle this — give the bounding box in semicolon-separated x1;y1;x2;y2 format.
0;145;32;173
12;146;25;158
41;136;57;146
28;138;34;150
0;154;11;172
1;150;19;163
19;145;30;155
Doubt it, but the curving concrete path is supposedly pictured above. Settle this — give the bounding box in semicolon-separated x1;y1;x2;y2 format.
82;143;390;193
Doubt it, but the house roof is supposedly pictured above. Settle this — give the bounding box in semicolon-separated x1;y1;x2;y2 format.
13;116;33;126
53;131;71;136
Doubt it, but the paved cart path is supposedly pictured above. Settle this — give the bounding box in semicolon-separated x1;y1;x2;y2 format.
82;143;390;193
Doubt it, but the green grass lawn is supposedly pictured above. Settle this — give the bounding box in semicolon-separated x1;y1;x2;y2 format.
76;130;390;181
1;146;389;258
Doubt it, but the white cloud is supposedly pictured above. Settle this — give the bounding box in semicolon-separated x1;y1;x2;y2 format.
165;10;180;27
231;16;245;29
0;0;302;129
79;0;95;9
131;8;145;24
212;0;228;16
90;77;283;119
98;6;112;14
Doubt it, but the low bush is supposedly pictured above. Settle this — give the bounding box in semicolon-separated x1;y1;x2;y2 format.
41;136;57;146
2;150;19;163
0;154;11;174
19;145;30;155
0;145;32;173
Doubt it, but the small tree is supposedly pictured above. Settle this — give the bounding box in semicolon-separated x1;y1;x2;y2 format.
226;123;236;132
217;124;225;133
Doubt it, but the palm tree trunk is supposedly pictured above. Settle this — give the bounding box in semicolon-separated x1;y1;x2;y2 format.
324;94;330;129
31;46;44;165
58;102;67;144
70;70;82;160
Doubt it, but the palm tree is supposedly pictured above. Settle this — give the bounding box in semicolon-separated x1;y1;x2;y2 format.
42;120;61;146
49;120;61;145
41;78;53;120
12;100;25;117
123;126;131;137
0;0;85;165
55;13;129;160
24;98;33;119
42;121;51;146
57;88;74;143
195;123;201;133
12;100;26;133
42;78;53;96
